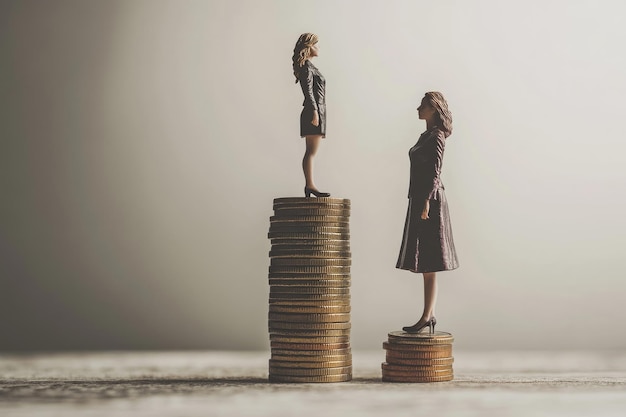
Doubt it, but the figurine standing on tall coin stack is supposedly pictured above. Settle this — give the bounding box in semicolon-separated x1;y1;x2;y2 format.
292;33;330;198
396;92;459;333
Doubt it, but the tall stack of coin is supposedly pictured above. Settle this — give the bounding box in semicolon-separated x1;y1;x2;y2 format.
382;331;454;382
267;197;351;383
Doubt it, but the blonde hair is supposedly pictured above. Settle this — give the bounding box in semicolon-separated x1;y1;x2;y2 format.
425;91;453;138
292;33;318;83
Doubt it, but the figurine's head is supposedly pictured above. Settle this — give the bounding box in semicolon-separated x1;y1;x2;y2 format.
418;92;453;138
292;33;319;83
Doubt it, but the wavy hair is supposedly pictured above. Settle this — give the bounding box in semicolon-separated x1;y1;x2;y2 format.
425;91;453;138
292;33;318;83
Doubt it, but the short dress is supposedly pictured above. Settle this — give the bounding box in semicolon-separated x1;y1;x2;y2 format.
396;127;459;273
298;60;326;137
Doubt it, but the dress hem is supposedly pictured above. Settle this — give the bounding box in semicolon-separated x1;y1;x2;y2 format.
395;265;459;274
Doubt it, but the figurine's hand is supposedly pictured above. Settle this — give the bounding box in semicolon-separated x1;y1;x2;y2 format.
421;200;430;220
311;110;319;127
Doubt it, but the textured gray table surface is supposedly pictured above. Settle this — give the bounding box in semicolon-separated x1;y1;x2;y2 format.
1;350;625;417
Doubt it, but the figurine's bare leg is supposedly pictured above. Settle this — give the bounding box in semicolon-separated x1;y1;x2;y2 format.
303;135;322;190
422;272;437;320
403;272;438;332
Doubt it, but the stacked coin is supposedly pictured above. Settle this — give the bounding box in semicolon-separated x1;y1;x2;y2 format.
268;197;352;383
382;330;454;382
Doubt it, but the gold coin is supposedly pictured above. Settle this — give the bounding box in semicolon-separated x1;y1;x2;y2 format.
383;342;452;352
269;233;350;241
270;247;351;254
268;272;351;279
269;222;349;229
269;279;351;287
269;223;350;230
269;334;350;344
269;295;350;303
269;305;351;314
271;353;352;362
382;369;454;378
270;365;352;377
383;369;454;378
271;237;349;243
269;321;351;331
269;304;351;313
270;342;350;350
268;232;350;240
269;328;351;337
270;244;351;252
272;204;352;211
273;209;351;218
273;197;351;205
385;349;452;360
381;374;453;383
270;327;350;335
269;294;350;301
272;202;351;210
270;223;350;231
270;215;350;224
269;293;350;300
269;359;352;369
269;292;350;299
269;312;350;323
270;348;351;357
272;204;351;211
382;363;453;372
269;374;352;383
270;206;349;213
388;330;454;345
270;257;351;266
273;204;350;214
270;285;350;293
269;266;351;274
385;357;454;367
269;250;351;259
269;296;350;307
272;204;351;212
273;198;350;206
268;299;351;307
269;282;350;290
269;286;351;294
270;239;350;247
270;283;350;290
270;215;349;223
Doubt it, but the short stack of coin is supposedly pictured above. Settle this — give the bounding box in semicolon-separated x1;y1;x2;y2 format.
267;197;351;383
382;330;454;382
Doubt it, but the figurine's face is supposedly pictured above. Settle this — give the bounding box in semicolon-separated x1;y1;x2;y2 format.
417;97;436;120
309;42;319;57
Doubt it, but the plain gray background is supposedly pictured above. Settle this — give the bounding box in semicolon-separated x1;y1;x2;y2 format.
1;0;625;351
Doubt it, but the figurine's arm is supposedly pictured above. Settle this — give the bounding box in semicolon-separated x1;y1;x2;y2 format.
426;130;446;200
299;63;318;112
422;131;446;219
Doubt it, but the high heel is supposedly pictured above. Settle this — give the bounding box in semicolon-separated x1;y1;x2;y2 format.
402;317;437;334
304;187;330;198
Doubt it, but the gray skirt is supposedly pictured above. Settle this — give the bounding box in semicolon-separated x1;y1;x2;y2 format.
396;191;459;273
300;106;326;137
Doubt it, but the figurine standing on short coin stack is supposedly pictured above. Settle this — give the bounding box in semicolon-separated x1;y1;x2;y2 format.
396;91;459;333
292;33;330;198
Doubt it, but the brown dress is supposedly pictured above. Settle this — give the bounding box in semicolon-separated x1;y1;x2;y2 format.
298;60;326;137
396;127;459;273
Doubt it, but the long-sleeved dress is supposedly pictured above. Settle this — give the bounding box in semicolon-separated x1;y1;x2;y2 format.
396;126;459;273
298;60;326;137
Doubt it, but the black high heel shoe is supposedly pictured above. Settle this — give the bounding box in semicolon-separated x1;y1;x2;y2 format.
304;187;330;198
402;317;437;334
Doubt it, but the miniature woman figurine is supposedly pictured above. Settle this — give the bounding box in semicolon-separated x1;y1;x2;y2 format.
292;33;330;197
396;91;459;333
